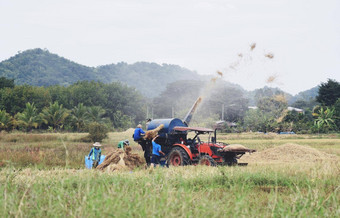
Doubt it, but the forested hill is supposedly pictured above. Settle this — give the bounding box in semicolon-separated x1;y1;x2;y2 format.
0;48;320;102
0;49;96;86
0;48;202;97
96;62;201;98
288;86;319;104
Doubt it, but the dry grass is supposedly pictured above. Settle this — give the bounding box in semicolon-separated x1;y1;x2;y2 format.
242;143;339;163
0;132;339;217
97;147;144;171
265;52;274;59
250;42;256;51
266;75;277;83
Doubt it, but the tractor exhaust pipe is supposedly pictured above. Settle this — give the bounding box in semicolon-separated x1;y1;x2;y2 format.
183;97;202;126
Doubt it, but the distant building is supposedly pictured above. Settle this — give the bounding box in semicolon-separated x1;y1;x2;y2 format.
248;106;304;114
248;106;258;110
287;107;304;113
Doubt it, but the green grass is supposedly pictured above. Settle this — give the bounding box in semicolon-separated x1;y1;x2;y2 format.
0;165;339;217
0;132;339;217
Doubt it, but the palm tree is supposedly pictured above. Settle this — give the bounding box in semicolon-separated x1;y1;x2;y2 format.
71;103;89;132
15;102;42;132
87;106;106;123
41;102;69;130
0;109;13;131
313;106;336;133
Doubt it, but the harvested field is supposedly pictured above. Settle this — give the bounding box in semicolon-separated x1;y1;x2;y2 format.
123;128;135;135
97;146;144;171
242;143;339;163
0;132;339;217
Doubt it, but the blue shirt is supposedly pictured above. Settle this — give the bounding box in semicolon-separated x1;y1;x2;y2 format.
152;141;162;156
88;147;101;161
134;127;145;141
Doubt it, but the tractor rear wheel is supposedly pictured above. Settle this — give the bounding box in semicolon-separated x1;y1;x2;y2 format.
198;155;217;166
168;147;190;166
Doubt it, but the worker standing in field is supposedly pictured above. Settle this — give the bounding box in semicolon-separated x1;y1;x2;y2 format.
151;135;165;167
133;124;151;166
88;142;102;169
117;139;129;150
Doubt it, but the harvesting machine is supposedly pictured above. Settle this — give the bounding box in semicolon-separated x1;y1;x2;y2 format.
147;97;255;166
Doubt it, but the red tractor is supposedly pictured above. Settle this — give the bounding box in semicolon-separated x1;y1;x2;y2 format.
166;126;255;166
146;97;255;166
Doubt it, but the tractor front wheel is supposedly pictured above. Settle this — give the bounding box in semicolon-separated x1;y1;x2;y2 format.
167;147;190;166
198;155;217;166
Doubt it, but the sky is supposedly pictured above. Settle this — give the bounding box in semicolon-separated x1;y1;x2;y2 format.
0;0;339;95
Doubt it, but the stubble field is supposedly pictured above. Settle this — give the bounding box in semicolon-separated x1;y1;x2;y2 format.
0;131;339;217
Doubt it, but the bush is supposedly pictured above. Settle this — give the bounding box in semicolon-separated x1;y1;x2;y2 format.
87;122;108;142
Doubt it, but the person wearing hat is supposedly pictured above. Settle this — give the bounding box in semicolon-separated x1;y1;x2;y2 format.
88;142;102;169
117;139;129;150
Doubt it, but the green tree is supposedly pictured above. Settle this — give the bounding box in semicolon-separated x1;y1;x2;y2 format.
0;77;14;89
0;85;51;115
243;109;277;132
112;110;132;130
256;94;288;120
71;103;89;132
316;79;340;106
41;102;69;130
313;106;337;133
15;102;42;132
87;122;108;142
334;98;340;129
281;110;314;133
0;109;14;131
87;106;106;123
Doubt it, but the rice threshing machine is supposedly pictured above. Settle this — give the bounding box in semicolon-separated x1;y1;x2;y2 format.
147;98;255;166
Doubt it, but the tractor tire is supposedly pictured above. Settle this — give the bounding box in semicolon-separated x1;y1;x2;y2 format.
167;147;190;166
198;155;217;166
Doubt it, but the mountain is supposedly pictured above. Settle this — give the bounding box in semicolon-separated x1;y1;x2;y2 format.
0;48;203;97
244;86;293;106
0;48;96;86
0;48;320;102
96;62;201;97
288;86;319;105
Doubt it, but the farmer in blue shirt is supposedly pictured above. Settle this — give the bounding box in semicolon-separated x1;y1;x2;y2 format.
133;124;145;141
88;142;102;169
134;124;151;166
152;135;165;167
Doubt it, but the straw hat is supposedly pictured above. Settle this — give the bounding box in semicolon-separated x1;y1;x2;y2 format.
137;124;142;128
93;142;102;147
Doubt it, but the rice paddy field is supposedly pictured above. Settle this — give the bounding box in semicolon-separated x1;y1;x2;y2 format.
0;131;339;217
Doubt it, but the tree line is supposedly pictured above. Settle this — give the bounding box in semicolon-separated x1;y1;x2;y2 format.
0;78;146;132
0;76;339;134
152;79;340;133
